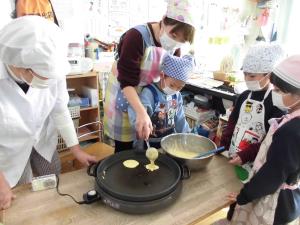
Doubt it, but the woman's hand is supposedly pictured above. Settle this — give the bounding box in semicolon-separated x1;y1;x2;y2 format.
229;155;242;165
0;173;16;210
227;192;238;202
70;145;97;166
136;111;153;140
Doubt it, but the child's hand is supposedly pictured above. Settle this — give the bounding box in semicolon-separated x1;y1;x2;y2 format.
227;192;238;202
229;155;242;165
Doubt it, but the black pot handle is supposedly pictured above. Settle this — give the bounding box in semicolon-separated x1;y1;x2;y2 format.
87;161;101;177
180;164;191;180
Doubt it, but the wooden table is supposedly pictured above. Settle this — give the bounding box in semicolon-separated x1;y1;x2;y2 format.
1;144;242;225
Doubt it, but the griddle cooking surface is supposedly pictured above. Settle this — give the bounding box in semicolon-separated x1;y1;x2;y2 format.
95;151;181;202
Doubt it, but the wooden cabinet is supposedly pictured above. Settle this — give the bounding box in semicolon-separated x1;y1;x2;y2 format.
67;71;101;141
59;71;103;173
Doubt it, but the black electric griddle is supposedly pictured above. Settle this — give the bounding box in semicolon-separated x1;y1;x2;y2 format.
86;150;190;214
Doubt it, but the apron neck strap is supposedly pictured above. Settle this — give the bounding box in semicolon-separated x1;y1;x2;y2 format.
247;85;272;102
263;85;272;100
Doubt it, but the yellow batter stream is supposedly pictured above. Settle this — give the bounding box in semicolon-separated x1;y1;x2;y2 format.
145;147;159;171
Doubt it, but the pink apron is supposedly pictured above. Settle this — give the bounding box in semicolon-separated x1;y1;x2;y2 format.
231;109;300;225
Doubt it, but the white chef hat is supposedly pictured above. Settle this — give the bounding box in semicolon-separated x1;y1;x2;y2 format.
242;43;284;74
166;0;196;27
0;16;70;79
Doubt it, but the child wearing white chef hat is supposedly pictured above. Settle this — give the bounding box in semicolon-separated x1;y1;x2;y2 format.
215;44;286;224
220;55;300;225
221;43;285;180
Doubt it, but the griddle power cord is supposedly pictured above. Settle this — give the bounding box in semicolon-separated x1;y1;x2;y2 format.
55;175;101;205
55;175;86;204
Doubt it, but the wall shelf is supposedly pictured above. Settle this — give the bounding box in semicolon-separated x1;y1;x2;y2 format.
80;106;98;111
66;71;98;79
59;71;101;173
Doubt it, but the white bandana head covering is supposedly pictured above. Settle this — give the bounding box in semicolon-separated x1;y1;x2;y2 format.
242;44;284;74
162;54;194;82
273;55;300;89
166;0;196;27
0;15;70;79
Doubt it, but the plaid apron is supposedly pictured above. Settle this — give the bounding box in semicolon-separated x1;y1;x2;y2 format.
103;24;166;142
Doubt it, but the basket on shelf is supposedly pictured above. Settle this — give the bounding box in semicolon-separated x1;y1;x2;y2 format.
57;120;103;153
57;135;67;153
68;105;80;118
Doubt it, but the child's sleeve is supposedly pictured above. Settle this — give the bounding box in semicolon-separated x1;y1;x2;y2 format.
220;114;237;150
175;94;190;133
237;143;260;164
128;88;155;127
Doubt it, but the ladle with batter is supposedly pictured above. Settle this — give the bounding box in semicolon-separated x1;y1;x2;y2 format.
145;142;159;171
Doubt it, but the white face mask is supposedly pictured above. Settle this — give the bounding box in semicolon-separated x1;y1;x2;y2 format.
160;31;183;52
161;77;178;95
6;65;49;89
245;76;269;91
24;69;49;89
153;76;161;83
272;91;300;111
162;85;178;95
29;76;50;89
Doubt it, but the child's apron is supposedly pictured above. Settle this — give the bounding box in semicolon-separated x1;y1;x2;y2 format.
231;110;300;225
229;88;271;182
145;85;178;138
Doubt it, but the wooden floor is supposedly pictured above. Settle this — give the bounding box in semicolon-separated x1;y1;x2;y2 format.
195;208;228;225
